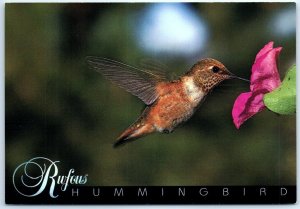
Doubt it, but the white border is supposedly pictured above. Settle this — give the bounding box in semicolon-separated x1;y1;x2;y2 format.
0;0;298;209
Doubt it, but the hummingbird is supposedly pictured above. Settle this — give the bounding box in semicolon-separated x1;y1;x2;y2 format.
86;57;248;147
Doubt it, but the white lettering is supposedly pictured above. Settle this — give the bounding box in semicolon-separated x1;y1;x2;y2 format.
93;188;100;196
178;187;185;196
12;157;88;198
72;188;79;197
114;188;124;196
281;187;287;196
223;188;229;196
138;188;147;196
260;188;266;196
199;188;208;196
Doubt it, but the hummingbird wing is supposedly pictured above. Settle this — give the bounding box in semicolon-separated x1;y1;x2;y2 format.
86;57;168;105
139;58;169;77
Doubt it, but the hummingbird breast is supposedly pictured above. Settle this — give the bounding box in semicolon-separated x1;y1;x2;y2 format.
145;76;206;133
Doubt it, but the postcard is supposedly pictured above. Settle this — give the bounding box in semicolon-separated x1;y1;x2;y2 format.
5;2;296;204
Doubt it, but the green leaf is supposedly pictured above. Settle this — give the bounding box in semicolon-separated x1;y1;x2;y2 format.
263;65;296;115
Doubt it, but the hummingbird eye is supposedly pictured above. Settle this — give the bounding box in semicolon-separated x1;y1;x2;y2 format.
212;66;220;73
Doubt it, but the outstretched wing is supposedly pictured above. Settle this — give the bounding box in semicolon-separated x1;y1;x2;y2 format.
86;56;167;105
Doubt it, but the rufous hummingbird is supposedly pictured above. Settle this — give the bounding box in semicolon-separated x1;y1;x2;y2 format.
86;57;248;147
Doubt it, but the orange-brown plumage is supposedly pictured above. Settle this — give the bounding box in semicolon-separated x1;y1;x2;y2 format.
149;81;193;132
86;57;248;147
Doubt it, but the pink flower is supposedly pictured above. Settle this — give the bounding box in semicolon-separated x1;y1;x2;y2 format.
232;42;282;129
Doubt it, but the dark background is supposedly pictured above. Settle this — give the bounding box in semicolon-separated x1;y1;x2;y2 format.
6;3;296;186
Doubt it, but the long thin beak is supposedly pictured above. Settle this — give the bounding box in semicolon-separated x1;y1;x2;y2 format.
229;74;250;82
232;75;250;82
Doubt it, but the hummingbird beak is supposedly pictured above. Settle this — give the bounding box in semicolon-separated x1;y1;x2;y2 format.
228;73;250;82
231;75;250;82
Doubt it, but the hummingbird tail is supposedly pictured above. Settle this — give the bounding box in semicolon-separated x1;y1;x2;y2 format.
113;123;154;148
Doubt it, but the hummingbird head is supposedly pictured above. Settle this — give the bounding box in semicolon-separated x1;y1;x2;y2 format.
187;58;248;92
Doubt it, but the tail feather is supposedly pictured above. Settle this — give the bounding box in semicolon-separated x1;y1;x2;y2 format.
113;123;154;148
113;137;130;148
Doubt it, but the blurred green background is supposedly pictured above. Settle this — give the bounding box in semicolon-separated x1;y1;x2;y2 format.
6;3;296;186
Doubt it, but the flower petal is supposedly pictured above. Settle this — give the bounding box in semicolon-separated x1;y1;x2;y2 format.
250;42;282;92
232;92;266;129
232;41;282;129
254;41;274;61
